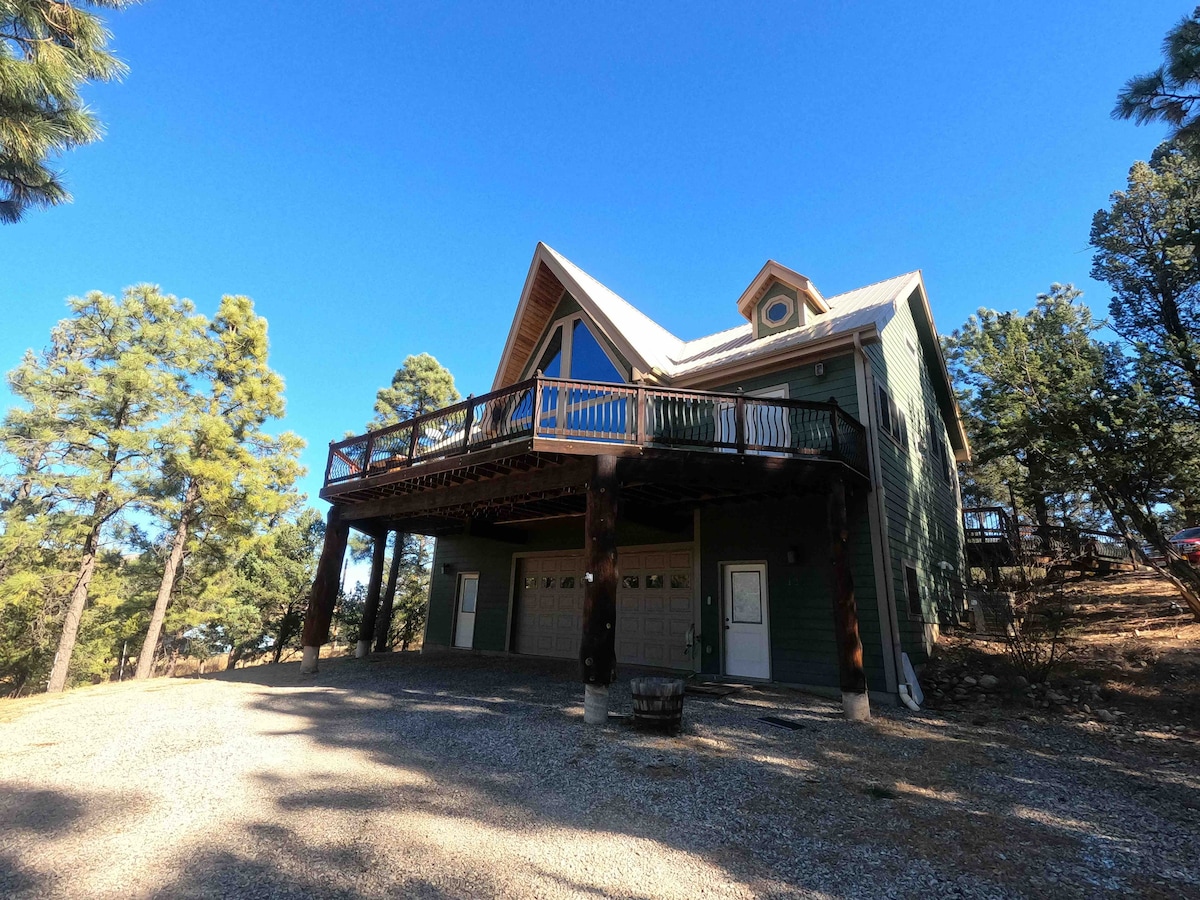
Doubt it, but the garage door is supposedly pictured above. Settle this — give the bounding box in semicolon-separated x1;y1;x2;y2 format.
514;548;694;671
616;548;694;670
514;554;583;658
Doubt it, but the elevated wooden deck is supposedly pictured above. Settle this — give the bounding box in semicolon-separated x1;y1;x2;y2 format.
320;376;871;534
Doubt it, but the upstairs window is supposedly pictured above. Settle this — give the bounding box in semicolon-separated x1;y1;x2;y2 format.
570;318;624;383
877;384;907;449
928;412;952;483
527;311;627;384
904;563;922;617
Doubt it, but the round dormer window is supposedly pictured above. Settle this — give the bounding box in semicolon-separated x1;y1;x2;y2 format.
761;295;794;327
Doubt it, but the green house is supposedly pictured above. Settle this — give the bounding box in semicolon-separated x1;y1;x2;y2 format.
307;243;969;712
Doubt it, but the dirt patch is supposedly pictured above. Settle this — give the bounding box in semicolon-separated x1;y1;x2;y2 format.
922;570;1200;746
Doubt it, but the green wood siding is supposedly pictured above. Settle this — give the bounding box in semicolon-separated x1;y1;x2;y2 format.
866;294;965;662
713;352;859;416
698;496;884;690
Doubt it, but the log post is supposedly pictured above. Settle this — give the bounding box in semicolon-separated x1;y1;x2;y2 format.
374;532;405;652
828;474;870;720
356;531;388;657
581;455;619;724
300;506;350;674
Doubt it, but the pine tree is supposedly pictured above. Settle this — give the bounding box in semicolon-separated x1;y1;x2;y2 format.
1091;143;1200;418
2;286;201;692
948;286;1200;619
370;353;460;429
1114;7;1200;146
133;296;303;678
0;0;141;222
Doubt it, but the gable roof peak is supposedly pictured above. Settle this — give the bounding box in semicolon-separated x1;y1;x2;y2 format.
736;259;828;322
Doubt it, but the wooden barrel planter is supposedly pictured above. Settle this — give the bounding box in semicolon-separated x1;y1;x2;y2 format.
630;677;685;734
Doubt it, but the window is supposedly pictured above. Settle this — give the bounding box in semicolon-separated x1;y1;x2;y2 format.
560;576;576;589
758;294;795;329
877;384;907;449
535;326;563;377
622;575;640;589
904;563;921;617
570;319;624;383
670;573;690;589
928;412;952;483
526;309;626;384
646;574;664;588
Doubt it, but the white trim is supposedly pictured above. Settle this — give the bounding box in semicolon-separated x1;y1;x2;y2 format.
757;293;796;336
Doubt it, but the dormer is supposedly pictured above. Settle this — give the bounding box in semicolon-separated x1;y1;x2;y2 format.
736;260;829;340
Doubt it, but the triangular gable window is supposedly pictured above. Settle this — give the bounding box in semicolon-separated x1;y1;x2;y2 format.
570;319;623;383
524;308;628;384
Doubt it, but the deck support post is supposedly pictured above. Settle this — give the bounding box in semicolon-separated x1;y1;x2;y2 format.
300;506;350;674
828;474;870;720
581;455;619;724
356;532;388;657
374;532;405;652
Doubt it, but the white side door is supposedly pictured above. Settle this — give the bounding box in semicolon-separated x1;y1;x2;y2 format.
453;573;478;649
723;563;770;679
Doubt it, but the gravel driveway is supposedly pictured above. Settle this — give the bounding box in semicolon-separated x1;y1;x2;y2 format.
1;653;1197;899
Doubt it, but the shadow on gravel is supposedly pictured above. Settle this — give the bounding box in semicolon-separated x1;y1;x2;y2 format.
0;785;105;897
192;652;1200;897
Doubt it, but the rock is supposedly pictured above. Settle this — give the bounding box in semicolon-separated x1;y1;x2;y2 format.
1013;675;1029;688
1097;709;1117;723
1047;692;1069;704
962;676;978;687
979;675;1000;690
1083;704;1092;713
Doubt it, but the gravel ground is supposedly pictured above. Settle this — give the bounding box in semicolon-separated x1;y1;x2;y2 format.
1;653;1198;899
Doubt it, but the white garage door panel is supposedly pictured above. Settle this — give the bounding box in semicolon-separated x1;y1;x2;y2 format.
514;548;694;670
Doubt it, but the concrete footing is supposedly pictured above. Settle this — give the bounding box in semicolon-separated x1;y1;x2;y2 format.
842;690;871;721
583;684;609;725
300;645;319;674
355;640;370;659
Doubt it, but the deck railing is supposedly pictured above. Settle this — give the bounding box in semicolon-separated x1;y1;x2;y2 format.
324;376;869;487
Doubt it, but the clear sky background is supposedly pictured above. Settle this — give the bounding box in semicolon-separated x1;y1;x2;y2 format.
0;1;1181;508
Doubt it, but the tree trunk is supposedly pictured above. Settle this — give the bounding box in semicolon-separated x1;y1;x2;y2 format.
45;526;100;694
300;507;350;673
134;479;198;679
1093;481;1200;621
828;475;869;720
374;532;403;652
581;456;618;725
356;532;388;657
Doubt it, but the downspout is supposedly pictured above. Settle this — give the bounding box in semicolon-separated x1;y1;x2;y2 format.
852;332;913;707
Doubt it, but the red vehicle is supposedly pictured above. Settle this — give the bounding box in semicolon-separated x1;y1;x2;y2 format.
1170;527;1200;564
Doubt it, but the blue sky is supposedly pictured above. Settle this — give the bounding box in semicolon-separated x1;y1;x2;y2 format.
0;1;1180;507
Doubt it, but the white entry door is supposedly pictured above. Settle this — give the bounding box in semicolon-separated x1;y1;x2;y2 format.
453;573;478;649
723;563;770;679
